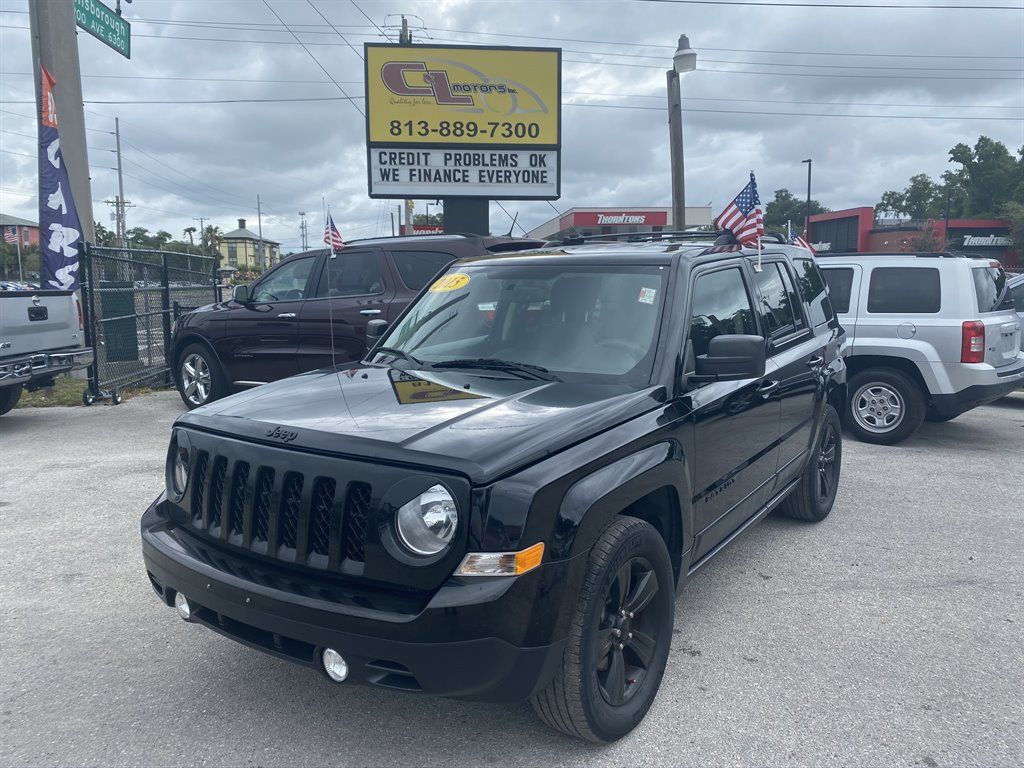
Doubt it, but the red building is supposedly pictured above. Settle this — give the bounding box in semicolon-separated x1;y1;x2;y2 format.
0;213;41;247
808;207;1017;267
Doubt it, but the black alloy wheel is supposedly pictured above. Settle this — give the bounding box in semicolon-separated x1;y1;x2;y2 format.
595;556;663;707
777;403;843;522
531;516;674;742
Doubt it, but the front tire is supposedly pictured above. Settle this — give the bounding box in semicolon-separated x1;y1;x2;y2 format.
0;384;22;415
176;343;227;409
846;368;925;445
778;404;842;522
530;517;674;743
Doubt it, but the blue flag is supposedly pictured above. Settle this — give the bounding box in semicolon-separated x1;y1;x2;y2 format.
38;63;84;290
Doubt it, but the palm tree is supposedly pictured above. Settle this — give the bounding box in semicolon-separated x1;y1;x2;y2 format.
183;226;197;248
202;224;223;265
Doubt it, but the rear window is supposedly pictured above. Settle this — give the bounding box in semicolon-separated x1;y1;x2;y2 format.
971;265;1013;313
820;268;855;314
867;267;941;314
392;250;457;290
793;258;836;327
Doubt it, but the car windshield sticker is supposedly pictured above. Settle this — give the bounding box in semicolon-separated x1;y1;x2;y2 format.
429;273;470;292
639;287;657;304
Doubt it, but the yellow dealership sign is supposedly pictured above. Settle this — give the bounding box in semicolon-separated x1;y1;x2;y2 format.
365;44;560;146
364;43;562;200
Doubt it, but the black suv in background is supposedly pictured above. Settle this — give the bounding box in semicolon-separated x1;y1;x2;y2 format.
171;234;543;408
142;235;846;742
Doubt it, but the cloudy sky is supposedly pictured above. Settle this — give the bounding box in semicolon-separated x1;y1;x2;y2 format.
1;0;1022;251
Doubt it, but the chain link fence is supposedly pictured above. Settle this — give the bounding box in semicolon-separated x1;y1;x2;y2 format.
81;244;217;403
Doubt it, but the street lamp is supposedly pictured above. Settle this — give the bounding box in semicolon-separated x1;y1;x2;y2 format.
668;35;697;232
802;158;812;240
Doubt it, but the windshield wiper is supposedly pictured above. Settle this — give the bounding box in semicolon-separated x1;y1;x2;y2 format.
373;346;423;366
431;358;561;382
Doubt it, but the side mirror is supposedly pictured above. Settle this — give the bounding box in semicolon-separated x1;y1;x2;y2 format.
694;334;766;380
366;318;389;343
232;284;249;303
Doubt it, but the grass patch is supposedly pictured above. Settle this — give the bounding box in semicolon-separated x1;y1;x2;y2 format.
16;375;164;408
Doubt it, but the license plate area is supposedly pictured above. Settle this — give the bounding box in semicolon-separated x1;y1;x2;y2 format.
28;306;48;321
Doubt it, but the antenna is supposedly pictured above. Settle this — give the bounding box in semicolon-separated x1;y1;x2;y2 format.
505;211;519;238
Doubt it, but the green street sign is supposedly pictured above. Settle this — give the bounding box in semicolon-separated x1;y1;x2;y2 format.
73;0;130;59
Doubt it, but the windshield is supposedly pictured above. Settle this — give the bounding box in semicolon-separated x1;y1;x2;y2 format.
375;263;668;383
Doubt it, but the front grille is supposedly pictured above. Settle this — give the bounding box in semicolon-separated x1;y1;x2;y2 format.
187;452;371;570
278;473;303;550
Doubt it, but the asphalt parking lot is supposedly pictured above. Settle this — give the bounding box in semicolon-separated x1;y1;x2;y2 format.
1;391;1022;767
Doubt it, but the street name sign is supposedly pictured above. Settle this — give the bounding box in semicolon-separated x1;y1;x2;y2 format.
365;44;561;200
74;0;130;59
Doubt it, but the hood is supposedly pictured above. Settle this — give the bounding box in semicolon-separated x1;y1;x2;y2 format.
177;365;665;484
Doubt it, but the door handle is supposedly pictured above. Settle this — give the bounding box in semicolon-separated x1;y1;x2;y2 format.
807;356;825;368
277;312;296;318
757;379;780;397
359;309;382;316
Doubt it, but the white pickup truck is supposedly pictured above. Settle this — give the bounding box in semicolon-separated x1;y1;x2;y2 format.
0;289;93;415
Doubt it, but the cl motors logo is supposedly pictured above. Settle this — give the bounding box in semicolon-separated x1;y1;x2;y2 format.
381;62;522;106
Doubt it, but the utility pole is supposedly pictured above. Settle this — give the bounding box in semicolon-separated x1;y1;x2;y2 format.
667;36;696;232
193;216;207;255
299;211;308;250
390;211;395;236
28;0;95;244
802;158;813;239
256;195;265;270
114;117;125;245
399;15;411;44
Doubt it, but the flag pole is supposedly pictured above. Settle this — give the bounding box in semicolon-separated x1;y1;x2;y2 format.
16;228;24;281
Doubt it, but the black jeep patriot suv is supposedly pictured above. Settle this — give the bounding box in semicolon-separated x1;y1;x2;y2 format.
141;235;846;742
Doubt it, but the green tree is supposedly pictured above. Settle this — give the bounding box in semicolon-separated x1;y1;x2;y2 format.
1000;200;1024;253
93;220;117;246
413;213;444;226
763;188;828;232
183;226;197;246
948;136;1023;217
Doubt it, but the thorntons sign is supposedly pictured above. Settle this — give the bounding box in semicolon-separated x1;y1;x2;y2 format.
597;214;647;225
962;234;1012;247
572;211;670;228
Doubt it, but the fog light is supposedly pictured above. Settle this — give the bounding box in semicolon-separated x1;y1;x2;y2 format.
174;592;192;621
322;648;349;682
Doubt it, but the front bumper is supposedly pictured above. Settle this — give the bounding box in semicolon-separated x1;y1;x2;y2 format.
141;500;581;703
0;347;93;388
930;359;1024;417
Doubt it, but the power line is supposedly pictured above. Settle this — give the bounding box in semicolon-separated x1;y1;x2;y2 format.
306;0;364;61
118;136;256;206
419;25;1024;59
349;0;394;42
634;0;1021;8
259;0;364;117
566;103;1023;120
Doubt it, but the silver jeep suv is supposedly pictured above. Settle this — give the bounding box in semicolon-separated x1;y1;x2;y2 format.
818;252;1023;444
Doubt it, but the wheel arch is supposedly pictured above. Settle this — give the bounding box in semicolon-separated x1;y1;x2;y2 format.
845;355;930;404
172;333;225;384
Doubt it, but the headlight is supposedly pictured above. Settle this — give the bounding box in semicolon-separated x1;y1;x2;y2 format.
395;484;458;556
168;431;191;498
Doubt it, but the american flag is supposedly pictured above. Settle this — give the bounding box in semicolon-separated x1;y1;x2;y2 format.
787;221;815;253
715;173;764;245
3;226;17;245
323;213;344;252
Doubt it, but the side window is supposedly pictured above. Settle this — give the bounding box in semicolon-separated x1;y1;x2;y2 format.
751;262;801;338
391;250;457;290
1011;281;1024;313
821;267;855;314
867;267;941;313
250;257;315;303
316;252;385;298
688;267;758;359
794;257;836;328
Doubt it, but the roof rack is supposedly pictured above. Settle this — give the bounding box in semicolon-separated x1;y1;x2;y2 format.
551;229;730;246
815;251;967;259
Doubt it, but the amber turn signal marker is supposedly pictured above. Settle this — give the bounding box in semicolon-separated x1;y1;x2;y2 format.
515;542;545;574
455;542;545;576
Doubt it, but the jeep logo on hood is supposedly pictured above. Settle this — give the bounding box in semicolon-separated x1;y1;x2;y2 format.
265;426;298;443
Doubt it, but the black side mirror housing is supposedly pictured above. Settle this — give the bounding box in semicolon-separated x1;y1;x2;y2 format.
366;318;389;343
694;334;766;380
232;284;249;303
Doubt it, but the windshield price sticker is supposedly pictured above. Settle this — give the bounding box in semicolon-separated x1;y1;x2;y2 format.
429;273;471;293
639;288;657;305
365;43;561;200
370;148;557;198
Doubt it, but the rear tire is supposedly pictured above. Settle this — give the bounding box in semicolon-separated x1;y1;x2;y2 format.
778;404;842;522
176;343;227;409
530;517;674;743
846;368;925;445
0;384;22;415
